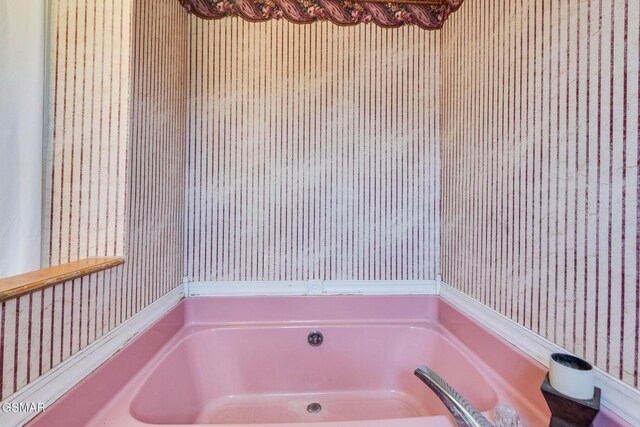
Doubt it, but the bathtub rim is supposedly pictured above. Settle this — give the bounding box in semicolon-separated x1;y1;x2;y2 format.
22;292;633;427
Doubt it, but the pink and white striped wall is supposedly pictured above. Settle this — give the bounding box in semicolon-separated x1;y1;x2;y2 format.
0;0;188;400
441;0;640;388
3;0;640;406
42;0;132;265
185;18;441;281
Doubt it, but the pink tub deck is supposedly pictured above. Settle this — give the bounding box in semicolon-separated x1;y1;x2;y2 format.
29;296;627;427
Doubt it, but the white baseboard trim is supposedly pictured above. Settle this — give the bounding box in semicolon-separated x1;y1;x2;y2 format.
186;280;439;297
440;283;640;426
0;285;184;427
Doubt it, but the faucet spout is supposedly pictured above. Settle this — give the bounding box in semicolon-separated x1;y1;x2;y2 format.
414;365;494;427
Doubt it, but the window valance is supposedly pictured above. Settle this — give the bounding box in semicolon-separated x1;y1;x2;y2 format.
178;0;463;29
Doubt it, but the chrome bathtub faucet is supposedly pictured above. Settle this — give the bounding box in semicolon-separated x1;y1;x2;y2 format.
415;365;494;427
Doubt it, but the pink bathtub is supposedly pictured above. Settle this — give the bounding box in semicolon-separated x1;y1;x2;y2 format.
29;296;627;427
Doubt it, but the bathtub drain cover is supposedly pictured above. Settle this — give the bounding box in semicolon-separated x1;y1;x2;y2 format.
307;403;322;413
308;330;323;346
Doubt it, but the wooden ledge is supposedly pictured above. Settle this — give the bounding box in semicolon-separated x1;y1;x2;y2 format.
0;257;124;303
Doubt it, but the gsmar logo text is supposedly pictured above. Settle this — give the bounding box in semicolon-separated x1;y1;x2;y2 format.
1;402;45;413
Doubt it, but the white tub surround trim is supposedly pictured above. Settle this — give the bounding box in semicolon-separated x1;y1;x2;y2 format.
185;280;439;297
0;285;184;427
440;283;640;427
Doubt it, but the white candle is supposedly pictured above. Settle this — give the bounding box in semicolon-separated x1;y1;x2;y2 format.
549;353;595;400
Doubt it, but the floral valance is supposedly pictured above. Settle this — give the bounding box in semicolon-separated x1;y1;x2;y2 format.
178;0;463;29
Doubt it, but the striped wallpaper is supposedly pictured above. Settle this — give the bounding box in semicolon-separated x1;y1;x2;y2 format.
186;18;441;281
3;0;638;405
0;0;188;400
125;0;188;318
440;0;640;388
42;0;132;265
